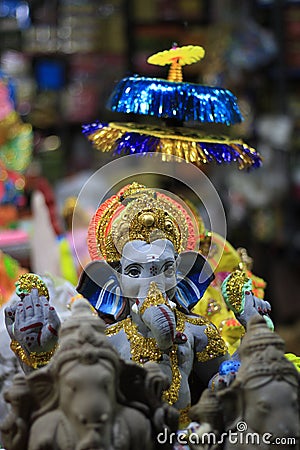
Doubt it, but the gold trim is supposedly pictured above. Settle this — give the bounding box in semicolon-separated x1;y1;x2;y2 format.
10;340;58;369
184;313;211;327
139;282;171;316
222;268;252;313
16;273;49;300
106;311;227;404
106;122;250;145
179;404;191;428
106;316;182;404
196;325;227;362
88;123;261;169
95;184;188;262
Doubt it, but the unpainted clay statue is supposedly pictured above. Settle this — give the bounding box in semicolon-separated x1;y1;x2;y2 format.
1;298;179;450
189;316;300;450
0;372;33;450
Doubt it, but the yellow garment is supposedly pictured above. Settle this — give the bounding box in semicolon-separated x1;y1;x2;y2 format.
193;285;244;355
193;232;266;354
285;353;300;372
206;232;241;273
58;236;78;286
203;232;266;298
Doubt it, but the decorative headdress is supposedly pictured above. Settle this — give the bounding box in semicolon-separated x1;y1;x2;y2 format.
87;182;199;263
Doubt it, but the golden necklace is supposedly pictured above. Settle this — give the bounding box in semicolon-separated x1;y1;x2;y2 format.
106;313;186;404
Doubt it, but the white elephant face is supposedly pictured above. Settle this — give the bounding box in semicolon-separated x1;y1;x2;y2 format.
120;239;178;300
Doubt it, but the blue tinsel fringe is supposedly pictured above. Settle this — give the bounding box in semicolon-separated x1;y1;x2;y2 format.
82;122;261;169
112;133;261;168
107;76;243;125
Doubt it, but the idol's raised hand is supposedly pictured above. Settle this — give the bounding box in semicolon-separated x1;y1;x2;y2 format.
222;268;273;330
5;288;60;372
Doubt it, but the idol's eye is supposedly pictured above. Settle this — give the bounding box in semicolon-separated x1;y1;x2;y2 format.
163;262;175;277
257;400;270;413
125;266;142;278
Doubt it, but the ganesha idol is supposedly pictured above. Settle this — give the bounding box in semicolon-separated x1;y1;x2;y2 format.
5;182;271;427
76;182;271;421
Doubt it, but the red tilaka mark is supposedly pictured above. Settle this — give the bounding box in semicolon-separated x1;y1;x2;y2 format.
158;306;174;341
48;325;58;336
26;305;33;310
20;322;43;332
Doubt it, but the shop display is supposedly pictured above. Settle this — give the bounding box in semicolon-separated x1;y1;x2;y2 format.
4;306;296;450
0;2;299;450
1;184;277;446
0;72;33;266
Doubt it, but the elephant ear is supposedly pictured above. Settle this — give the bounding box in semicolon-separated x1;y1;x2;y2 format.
175;251;214;311
76;260;126;320
216;383;243;430
27;367;58;415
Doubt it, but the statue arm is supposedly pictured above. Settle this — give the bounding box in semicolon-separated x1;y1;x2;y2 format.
5;289;60;373
221;269;273;330
191;320;229;387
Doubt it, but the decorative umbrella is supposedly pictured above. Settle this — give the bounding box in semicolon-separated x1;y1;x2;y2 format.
83;44;262;169
108;45;242;126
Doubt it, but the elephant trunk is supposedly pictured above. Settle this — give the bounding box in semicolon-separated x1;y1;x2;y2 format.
140;282;176;351
142;304;176;351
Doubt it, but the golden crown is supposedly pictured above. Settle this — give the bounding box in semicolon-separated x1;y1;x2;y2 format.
88;182;197;263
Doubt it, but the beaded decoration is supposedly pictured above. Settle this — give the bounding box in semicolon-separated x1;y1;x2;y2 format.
105;308;227;405
221;268;252;314
139;282;172;316
10;340;58;369
15;273;50;300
